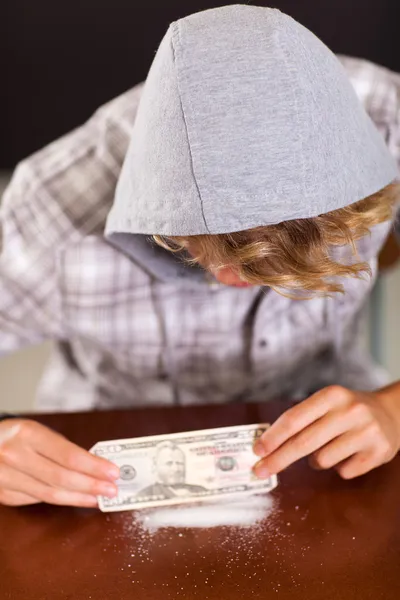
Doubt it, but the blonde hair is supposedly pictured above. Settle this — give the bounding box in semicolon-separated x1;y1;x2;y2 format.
154;183;399;297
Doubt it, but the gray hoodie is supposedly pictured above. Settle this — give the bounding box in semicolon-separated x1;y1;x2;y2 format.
1;7;397;412
106;5;396;238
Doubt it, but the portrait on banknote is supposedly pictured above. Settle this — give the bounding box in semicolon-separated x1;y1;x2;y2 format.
136;441;208;501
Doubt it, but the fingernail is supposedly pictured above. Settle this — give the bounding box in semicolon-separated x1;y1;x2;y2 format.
107;467;120;481
254;463;270;480
100;484;118;498
253;440;266;457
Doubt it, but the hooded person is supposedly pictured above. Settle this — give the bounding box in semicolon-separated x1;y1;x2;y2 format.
0;5;399;508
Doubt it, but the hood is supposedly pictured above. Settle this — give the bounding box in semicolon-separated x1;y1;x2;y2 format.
106;4;397;238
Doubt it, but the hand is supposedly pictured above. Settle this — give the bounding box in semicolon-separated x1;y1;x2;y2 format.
253;385;400;480
0;419;120;507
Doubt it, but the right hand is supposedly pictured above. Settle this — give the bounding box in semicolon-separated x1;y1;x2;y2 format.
0;419;120;508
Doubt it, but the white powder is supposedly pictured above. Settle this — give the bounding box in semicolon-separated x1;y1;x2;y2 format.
136;494;275;532
104;494;293;593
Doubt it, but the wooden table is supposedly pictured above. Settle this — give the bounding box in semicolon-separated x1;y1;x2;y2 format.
1;401;400;600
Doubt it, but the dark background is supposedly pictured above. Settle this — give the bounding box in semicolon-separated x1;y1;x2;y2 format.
2;0;398;168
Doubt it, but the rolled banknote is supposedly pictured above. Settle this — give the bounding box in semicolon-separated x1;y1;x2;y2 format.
91;424;278;512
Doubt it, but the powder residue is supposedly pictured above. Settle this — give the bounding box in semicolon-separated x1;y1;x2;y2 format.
135;493;275;532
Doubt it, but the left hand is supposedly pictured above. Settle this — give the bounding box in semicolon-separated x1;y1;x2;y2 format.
253;385;400;480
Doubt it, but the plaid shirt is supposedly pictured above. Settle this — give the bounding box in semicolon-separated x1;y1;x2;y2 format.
0;56;399;413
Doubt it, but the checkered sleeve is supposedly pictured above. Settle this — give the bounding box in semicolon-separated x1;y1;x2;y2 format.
340;56;400;240
0;83;143;357
0;164;66;354
340;55;400;168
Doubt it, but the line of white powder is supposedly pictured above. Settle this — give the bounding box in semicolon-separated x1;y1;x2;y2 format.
135;494;275;532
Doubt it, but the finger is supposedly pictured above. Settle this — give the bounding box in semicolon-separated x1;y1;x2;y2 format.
5;449;117;498
0;489;40;507
311;429;370;471
335;452;379;480
0;464;98;508
27;424;119;482
255;387;345;457
254;410;351;477
308;454;324;470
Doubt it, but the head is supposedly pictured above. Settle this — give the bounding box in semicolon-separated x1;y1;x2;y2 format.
106;6;399;279
153;442;186;485
154;183;399;297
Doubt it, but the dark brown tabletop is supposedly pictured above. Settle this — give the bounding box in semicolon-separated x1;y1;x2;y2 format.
1;401;400;600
